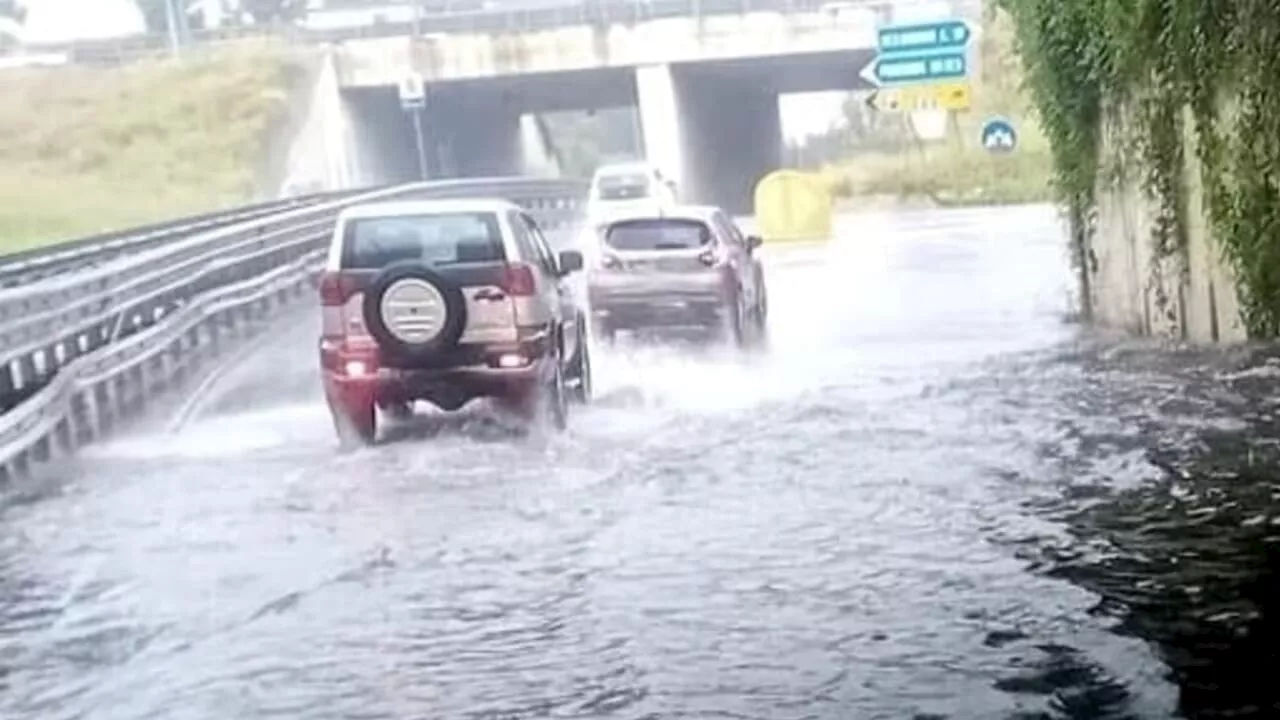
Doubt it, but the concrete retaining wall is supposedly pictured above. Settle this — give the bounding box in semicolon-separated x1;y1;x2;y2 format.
1085;103;1247;343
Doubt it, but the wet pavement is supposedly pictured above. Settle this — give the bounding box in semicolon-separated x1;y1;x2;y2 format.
2;204;1278;719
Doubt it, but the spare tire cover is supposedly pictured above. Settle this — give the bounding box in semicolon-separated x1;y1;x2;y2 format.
363;262;467;361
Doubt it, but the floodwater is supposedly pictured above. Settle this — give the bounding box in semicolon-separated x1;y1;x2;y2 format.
3;204;1278;719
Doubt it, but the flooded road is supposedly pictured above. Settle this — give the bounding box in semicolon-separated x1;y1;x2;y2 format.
2;204;1277;719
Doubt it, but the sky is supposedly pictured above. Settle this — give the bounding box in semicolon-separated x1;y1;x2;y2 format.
21;0;144;43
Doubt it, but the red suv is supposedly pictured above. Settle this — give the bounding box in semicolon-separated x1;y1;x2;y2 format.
318;198;591;446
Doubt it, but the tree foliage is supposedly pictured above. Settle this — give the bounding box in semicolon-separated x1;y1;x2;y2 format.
997;0;1280;336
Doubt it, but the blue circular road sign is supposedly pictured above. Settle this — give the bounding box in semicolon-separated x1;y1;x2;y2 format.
981;117;1018;153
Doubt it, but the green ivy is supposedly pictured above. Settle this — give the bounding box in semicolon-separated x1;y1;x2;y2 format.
996;0;1280;337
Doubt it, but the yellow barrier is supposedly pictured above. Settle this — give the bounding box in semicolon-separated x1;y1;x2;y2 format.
752;170;833;243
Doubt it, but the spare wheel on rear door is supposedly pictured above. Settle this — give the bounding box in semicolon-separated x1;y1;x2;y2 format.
363;262;468;362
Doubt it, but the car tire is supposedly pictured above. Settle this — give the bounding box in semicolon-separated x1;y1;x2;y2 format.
546;360;568;430
720;289;745;348
567;321;593;404
751;279;769;347
363;262;467;363
380;401;413;421
332;401;376;449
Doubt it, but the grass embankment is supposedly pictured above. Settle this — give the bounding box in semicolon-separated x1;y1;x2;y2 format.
0;43;304;256
820;5;1054;208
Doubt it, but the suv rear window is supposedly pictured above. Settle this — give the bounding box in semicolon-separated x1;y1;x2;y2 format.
604;218;711;251
341;212;504;269
595;172;651;201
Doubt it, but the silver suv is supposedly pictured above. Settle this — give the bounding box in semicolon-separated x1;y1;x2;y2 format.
585;205;768;345
318;198;591;446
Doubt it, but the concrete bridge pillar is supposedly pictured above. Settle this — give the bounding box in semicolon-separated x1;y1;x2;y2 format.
634;63;686;195
638;63;783;215
685;84;782;215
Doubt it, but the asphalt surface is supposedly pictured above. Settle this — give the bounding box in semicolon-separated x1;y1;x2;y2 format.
3;204;1280;719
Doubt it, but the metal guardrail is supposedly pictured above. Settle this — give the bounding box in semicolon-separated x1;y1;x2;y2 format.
0;190;378;290
0;176;589;482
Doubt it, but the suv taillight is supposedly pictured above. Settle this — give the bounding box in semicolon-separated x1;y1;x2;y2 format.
319;271;367;340
500;264;537;296
319;272;358;306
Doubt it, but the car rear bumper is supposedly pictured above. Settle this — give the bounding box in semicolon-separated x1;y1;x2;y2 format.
588;282;728;330
320;337;551;413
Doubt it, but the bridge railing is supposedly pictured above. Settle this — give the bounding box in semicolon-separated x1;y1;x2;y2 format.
14;0;889;67
0;176;589;482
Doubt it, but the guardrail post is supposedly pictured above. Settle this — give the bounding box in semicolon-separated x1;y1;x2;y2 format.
128;364;145;416
155;343;174;393
80;388;102;442
54;414;74;457
101;377;120;434
32;431;51;463
0;364;15;414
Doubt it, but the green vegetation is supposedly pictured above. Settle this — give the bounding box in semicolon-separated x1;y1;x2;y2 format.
810;6;1054;208
998;0;1280;336
0;42;305;256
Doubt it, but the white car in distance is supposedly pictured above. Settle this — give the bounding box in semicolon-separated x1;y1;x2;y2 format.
587;161;679;222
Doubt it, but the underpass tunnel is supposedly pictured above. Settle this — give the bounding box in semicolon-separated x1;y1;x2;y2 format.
340;86;422;186
424;69;637;179
339;68;639;184
636;50;875;214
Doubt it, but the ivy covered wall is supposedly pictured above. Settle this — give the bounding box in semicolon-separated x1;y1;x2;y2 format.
996;0;1280;341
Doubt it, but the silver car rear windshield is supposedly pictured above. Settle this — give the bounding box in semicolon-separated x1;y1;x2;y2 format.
604;218;710;251
341;212;504;269
595;172;651;201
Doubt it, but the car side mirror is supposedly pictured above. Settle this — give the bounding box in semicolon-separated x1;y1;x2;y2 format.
747;235;764;251
558;249;584;274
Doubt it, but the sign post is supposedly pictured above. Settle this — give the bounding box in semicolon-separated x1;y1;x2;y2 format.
862;19;976;114
398;73;429;180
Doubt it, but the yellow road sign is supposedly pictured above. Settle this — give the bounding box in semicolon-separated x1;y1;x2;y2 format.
867;81;972;112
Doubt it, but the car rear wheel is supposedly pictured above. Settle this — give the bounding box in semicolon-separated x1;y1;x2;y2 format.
380;401;413;421
719;290;745;348
751;282;769;347
567;323;593;404
502;355;568;432
332;401;376;449
544;357;568;430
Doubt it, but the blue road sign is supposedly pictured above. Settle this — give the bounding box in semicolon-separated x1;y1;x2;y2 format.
878;20;973;54
981;117;1018;153
872;52;968;86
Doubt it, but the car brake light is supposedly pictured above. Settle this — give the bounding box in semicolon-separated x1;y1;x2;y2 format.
500;264;537;296
698;249;719;267
601;253;623;271
319;271;359;306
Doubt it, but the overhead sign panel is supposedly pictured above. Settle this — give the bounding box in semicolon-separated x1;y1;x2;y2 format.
878;20;973;54
867;81;973;113
862;18;976;94
872;52;967;86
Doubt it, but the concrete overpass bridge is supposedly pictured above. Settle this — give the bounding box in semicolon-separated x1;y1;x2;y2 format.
314;0;973;213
